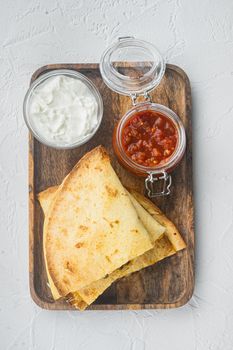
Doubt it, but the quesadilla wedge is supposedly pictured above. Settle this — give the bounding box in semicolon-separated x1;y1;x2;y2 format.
44;146;154;296
72;191;186;308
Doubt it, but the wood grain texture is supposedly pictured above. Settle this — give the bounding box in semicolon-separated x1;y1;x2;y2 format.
29;63;194;310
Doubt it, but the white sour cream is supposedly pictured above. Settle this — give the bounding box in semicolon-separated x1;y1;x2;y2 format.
28;75;99;146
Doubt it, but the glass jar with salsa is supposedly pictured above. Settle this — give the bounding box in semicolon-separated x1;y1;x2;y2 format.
100;37;186;197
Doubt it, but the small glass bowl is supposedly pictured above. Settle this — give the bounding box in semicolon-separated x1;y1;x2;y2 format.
23;69;103;149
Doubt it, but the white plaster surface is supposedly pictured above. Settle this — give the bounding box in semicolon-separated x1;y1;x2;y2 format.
0;0;233;349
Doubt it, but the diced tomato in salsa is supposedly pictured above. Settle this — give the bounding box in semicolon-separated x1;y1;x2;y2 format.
121;110;178;167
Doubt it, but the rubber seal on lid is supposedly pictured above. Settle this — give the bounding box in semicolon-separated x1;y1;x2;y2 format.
100;37;165;96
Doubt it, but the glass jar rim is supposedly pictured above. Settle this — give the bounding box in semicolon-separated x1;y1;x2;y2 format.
115;102;186;174
100;37;165;96
23;69;103;149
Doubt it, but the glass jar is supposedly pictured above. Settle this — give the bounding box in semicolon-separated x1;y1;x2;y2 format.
100;37;186;197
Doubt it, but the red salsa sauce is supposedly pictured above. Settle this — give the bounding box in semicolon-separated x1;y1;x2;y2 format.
121;110;178;167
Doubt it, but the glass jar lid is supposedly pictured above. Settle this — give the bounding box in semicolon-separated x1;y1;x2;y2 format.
100;37;165;96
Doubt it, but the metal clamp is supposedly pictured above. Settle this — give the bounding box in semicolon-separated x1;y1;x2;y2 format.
143;91;152;103
130;92;152;106
145;171;172;197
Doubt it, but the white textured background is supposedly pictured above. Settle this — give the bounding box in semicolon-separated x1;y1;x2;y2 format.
1;0;233;349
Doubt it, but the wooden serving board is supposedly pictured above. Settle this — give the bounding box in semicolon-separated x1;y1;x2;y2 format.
29;63;194;310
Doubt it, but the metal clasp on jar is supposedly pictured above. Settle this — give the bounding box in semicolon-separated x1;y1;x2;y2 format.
130;92;152;106
145;171;172;197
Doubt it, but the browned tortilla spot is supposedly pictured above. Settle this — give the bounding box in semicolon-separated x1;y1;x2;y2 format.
75;242;84;249
94;166;103;171
65;261;75;273
62;277;70;286
79;225;88;232
105;185;118;197
131;229;139;234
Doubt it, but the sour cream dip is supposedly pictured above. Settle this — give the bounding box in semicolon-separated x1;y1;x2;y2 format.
24;71;103;148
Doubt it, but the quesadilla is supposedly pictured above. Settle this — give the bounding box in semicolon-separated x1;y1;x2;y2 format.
44;146;154;296
39;185;166;306
39;184;186;310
